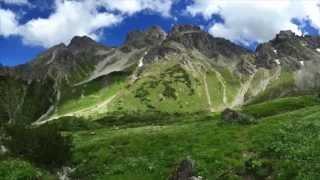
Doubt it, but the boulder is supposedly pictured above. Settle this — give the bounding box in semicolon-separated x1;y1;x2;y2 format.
221;108;256;124
169;158;202;180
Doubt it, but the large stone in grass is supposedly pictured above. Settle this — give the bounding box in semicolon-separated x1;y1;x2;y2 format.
169;158;202;180
221;108;256;124
0;145;8;154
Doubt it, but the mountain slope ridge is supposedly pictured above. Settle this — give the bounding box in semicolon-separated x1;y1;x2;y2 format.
1;24;320;124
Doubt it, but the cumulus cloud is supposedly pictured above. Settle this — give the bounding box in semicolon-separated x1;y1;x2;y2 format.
98;0;173;17
186;0;320;45
19;0;122;47
0;0;175;47
0;8;19;37
0;0;29;5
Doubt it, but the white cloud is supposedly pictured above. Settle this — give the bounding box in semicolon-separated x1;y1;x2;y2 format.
0;8;19;37
0;0;175;47
0;0;29;5
186;0;320;45
19;0;122;47
98;0;173;17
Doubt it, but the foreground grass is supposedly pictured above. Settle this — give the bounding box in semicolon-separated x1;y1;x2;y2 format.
0;158;54;180
2;95;320;179
70;95;320;179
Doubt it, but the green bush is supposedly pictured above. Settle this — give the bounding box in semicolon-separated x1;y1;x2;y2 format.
0;159;42;180
3;124;73;169
49;116;100;131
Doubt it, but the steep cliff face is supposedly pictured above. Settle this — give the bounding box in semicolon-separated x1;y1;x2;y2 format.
1;25;320;124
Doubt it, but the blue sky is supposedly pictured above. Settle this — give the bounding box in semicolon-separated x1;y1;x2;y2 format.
0;0;319;66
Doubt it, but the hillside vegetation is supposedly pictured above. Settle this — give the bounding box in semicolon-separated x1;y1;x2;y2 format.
2;95;320;179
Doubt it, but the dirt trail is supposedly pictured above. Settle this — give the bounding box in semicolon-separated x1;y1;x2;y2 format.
202;72;214;112
46;49;58;65
214;70;228;105
33;94;117;126
231;72;256;108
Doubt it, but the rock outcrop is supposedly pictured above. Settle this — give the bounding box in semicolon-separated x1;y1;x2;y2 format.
221;108;256;124
169;158;202;180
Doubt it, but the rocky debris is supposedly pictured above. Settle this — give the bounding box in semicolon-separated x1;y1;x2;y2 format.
57;166;75;180
304;35;320;49
221;108;256;124
255;43;279;69
237;59;256;75
169;158;202;180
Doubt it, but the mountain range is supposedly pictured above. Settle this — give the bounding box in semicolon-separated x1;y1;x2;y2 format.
1;24;319;126
1;24;320;179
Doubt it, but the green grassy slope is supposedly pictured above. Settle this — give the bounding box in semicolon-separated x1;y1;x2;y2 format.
0;158;54;180
248;70;297;104
56;72;127;116
108;62;209;113
3;95;320;179
53;57;248;116
67;95;320;179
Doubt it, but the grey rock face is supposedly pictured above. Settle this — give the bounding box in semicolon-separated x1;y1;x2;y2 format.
275;30;297;41
255;30;320;71
255;43;278;69
67;36;105;54
168;25;249;58
237;59;256;75
170;24;202;35
122;26;166;51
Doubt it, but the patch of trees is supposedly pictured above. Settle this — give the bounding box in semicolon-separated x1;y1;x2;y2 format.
3;124;73;169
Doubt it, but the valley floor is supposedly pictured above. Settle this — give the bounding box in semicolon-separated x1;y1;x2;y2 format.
2;95;320;179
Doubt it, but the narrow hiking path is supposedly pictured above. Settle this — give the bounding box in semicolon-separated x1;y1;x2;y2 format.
214;70;228;105
202;72;214;112
231;72;256;108
33;94;118;126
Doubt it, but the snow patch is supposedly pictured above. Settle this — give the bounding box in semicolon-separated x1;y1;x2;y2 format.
138;57;144;67
275;59;281;65
138;51;148;68
0;145;8;154
316;48;320;53
273;49;278;54
57;167;75;180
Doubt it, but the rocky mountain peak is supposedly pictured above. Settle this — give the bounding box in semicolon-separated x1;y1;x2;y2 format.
69;36;96;46
67;36;102;54
274;30;298;41
122;26;166;51
147;25;167;38
170;24;202;35
165;24;249;58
